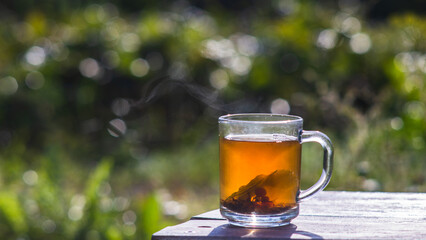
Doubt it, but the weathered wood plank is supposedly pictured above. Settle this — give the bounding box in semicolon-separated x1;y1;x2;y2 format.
152;191;426;240
194;191;426;220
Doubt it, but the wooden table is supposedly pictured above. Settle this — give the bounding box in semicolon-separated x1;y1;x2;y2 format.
152;191;426;239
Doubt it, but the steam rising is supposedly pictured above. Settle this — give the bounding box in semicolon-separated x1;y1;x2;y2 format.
108;76;264;137
130;76;261;113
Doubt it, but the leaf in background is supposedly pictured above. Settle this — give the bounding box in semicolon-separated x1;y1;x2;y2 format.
106;225;122;240
74;158;113;239
85;158;113;204
26;11;47;36
0;191;27;233
138;194;161;240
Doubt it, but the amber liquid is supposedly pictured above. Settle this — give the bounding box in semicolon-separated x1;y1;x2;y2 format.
220;134;301;215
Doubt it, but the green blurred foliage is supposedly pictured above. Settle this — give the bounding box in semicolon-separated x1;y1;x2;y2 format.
0;0;425;239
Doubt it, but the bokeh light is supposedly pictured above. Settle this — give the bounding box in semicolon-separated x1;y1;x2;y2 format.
25;46;46;66
122;210;137;224
22;170;38;186
316;29;338;50
233;34;259;57
270;98;291;114
275;0;300;15
113;197;129;211
68;206;84;221
390;117;404;130
362;178;381;191
123;223;136;236
341;17;361;36
24;200;39;217
0;76;19;95
111;98;131;117
25;71;45;90
202;38;235;60
130;58;150;77
120;33;141;53
209;69;229;90
349;33;371;54
68;194;86;221
224;55;252;76
41;219;56;233
338;0;361;13
79;58;102;79
107;119;127;137
404;101;425;120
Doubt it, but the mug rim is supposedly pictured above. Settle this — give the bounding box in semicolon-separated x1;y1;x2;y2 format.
218;113;303;124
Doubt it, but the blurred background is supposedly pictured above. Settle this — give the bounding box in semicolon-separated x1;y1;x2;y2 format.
0;0;425;239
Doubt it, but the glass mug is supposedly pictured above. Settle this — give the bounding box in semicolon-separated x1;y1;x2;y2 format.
219;113;333;228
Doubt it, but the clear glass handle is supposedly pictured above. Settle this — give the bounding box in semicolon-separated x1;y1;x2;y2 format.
297;130;334;201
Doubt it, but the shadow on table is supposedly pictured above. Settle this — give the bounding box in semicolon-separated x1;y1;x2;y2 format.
208;223;324;239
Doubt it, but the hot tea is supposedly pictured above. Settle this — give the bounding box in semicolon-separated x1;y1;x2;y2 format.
220;134;301;215
218;114;333;227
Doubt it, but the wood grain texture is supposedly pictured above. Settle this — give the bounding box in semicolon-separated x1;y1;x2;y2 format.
152;191;426;239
